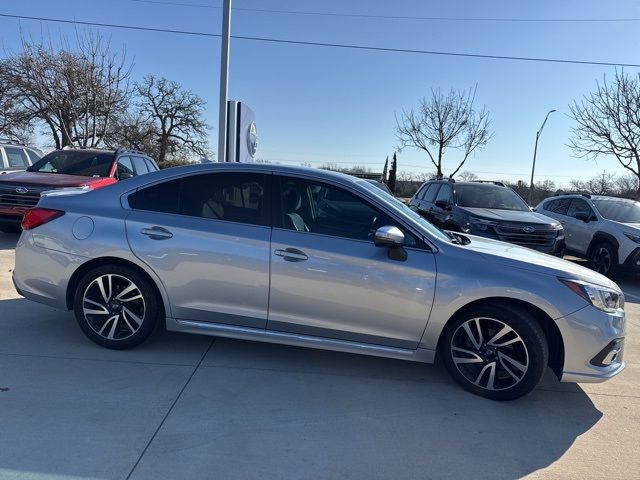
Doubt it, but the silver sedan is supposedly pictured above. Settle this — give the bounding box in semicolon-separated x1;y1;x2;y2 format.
12;163;625;400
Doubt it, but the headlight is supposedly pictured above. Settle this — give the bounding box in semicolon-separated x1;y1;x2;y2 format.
468;217;498;232
551;222;563;230
560;278;624;313
624;232;640;244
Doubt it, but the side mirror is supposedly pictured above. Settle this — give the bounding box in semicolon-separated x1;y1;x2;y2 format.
119;172;133;180
574;212;590;223
434;199;451;210
374;226;405;247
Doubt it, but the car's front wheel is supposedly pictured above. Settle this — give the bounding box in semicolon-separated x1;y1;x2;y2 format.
441;304;548;401
589;241;618;277
73;265;161;349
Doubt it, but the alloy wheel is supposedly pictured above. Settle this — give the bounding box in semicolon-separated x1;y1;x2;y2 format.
450;317;529;391
82;274;146;341
592;247;612;275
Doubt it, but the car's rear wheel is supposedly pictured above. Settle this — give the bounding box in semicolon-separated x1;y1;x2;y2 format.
73;265;160;349
441;304;548;401
589;241;618;277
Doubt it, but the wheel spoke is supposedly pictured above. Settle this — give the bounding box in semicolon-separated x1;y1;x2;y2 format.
498;355;523;382
474;362;497;390
122;306;143;327
96;275;113;303
98;315;119;336
83;298;109;315
462;318;483;350
115;282;142;302
487;324;519;347
452;346;484;365
498;351;528;373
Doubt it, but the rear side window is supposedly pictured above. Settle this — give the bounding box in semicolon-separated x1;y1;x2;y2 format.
4;147;30;168
545;198;571;215
422;184;440;202
143;157;158;172
435;184;452;203
129;172;268;226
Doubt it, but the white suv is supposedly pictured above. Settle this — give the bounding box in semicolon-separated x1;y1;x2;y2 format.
537;194;640;276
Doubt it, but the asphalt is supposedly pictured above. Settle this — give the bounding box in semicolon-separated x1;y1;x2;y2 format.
0;232;638;480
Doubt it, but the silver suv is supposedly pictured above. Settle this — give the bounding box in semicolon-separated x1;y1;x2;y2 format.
0;138;42;174
537;194;640;277
12;163;626;400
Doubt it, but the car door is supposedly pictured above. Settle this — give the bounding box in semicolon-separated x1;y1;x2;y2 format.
565;199;597;254
126;171;271;328
543;198;573;244
418;183;440;222
431;183;453;228
267;175;437;349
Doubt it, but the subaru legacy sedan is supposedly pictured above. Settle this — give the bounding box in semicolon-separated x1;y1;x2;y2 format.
12;164;625;400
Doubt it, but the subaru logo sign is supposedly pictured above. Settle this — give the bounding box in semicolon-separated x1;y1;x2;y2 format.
15;187;29;194
523;226;535;233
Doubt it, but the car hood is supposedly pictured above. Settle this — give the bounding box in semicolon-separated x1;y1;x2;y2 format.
0;171;110;188
462;234;619;290
460;207;558;225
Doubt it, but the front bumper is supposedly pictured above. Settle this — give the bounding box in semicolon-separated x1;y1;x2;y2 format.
556;305;626;383
623;247;640;272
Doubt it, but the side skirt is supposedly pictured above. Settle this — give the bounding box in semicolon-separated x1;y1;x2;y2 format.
167;317;435;364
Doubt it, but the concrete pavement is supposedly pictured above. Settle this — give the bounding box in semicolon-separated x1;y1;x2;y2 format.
0;232;638;480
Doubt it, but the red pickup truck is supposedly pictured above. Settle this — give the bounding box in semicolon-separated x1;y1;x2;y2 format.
0;148;158;232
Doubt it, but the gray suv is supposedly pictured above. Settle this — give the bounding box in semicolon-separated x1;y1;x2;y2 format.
12;163;625;400
0;138;41;174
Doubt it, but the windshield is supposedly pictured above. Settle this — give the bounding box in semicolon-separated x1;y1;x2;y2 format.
358;180;450;242
27;151;115;177
592;198;640;223
455;184;530;211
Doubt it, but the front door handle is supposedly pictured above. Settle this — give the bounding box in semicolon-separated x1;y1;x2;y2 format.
274;247;308;262
141;226;173;240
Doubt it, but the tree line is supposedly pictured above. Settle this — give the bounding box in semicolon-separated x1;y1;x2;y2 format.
395;70;640;198
0;32;209;166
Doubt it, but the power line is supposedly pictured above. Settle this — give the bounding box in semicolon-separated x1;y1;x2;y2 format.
1;12;639;68
131;0;640;23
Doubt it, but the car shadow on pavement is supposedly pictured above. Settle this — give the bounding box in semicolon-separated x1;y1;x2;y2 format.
0;295;604;480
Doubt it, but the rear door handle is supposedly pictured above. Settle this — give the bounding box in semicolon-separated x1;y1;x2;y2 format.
141;226;173;240
274;248;308;262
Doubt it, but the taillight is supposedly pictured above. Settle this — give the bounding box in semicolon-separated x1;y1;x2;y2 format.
21;208;65;230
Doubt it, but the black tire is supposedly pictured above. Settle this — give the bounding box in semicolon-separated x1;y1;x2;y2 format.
0;224;22;233
440;303;548;401
589;241;618;277
73;265;161;349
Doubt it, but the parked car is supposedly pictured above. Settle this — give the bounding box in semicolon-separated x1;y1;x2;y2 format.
0;138;42;175
537;193;640;276
409;179;565;256
0;147;158;232
13;163;625;400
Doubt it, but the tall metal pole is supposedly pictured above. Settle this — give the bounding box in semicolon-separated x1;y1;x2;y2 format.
217;0;232;162
528;109;556;205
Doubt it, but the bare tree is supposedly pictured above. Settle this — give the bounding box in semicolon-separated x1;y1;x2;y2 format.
2;31;131;148
586;171;616;195
569;70;640;198
0;77;32;142
615;172;639;197
396;87;492;178
457;171;479;181
130;75;209;164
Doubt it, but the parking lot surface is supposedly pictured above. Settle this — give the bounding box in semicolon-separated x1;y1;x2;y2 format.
0;232;638;480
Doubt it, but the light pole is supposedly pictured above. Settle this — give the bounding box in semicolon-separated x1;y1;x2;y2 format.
217;0;232;162
528;109;556;205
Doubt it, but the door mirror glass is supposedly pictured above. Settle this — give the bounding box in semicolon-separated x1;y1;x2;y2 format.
119;172;133;180
434;199;451;210
374;226;405;247
574;211;590;223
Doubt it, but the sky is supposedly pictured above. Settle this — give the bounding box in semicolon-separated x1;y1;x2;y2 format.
1;0;640;186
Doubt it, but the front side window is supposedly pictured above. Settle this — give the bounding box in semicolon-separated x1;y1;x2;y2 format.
116;156;135;179
132;156;150;175
276;176;417;245
27;151;115;177
129;172;267;226
5;147;30;168
422;184;440;203
567;199;594;219
546;198;571;215
435;184;452;204
455;184;529;211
